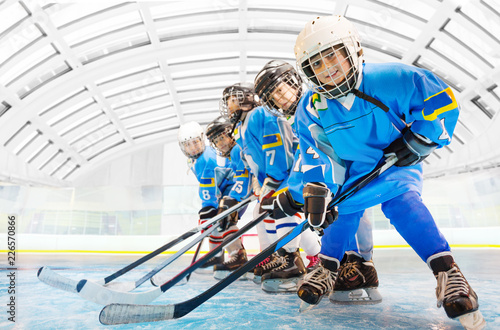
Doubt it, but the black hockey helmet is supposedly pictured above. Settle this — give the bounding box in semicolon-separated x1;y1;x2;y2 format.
254;60;303;117
219;82;260;123
205;116;236;158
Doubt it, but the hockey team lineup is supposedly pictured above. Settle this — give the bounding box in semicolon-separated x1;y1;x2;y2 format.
34;15;487;330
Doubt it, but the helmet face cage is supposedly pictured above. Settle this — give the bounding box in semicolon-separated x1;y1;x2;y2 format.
299;36;360;99
179;137;205;159
261;70;303;117
219;86;259;123
207;124;236;158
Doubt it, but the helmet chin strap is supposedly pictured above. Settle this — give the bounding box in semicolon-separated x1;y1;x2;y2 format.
321;70;357;99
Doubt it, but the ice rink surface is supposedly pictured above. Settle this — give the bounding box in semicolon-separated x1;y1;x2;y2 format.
1;249;499;329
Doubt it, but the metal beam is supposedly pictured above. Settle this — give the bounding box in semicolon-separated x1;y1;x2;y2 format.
138;3;185;123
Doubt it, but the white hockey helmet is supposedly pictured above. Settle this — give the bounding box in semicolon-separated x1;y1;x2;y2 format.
178;121;205;159
294;15;364;99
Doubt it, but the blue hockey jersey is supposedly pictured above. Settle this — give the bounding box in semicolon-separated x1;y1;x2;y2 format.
296;62;459;214
234;106;296;190
189;146;235;209
227;144;253;201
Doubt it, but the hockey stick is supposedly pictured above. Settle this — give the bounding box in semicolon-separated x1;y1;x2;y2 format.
38;195;256;293
99;156;396;324
78;211;269;305
185;238;204;283
97;223;221;293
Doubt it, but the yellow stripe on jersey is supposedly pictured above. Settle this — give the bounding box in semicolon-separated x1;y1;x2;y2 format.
422;87;458;121
199;178;215;187
272;187;288;197
234;169;249;178
262;133;283;149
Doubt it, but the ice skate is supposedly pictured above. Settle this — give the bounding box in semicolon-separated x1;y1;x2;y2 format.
297;260;337;312
305;254;320;273
213;249;248;280
434;262;486;330
261;248;306;293
253;252;282;284
329;253;382;305
195;254;224;274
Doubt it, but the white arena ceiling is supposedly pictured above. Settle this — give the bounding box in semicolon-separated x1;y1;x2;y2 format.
0;0;499;186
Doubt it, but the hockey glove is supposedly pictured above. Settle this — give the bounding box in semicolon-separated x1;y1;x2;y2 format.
384;130;438;167
217;196;239;232
303;183;338;235
272;190;302;219
259;176;282;203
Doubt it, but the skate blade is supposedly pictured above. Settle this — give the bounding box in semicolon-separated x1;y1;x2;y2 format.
213;270;229;280
458;310;486;330
214;270;251;281
329;287;382;305
195;268;213;275
261;278;300;293
253;275;262;285
299;301;317;313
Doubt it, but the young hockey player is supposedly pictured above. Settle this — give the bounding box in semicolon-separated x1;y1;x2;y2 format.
205;116;253;279
177;121;248;277
292;15;485;329
219;83;321;292
254;59;381;305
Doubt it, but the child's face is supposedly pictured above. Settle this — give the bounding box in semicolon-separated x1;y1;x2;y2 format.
182;138;204;157
309;46;351;86
213;133;234;155
270;81;298;112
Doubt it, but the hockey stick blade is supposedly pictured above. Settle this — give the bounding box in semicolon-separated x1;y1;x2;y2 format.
100;304;175;325
80;212;269;305
36;230;195;294
99;157;396;325
99;220;309;325
76;226;217;304
75;198;255;300
37;266;79;293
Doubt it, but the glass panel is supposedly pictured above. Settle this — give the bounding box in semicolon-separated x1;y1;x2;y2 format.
414;55;465;92
461;1;500;37
17;61;72;99
69;211;85;235
429;38;484;78
346;4;421;39
0;35;49;85
0;2;28;36
50;3;131;28
77;33;150;64
101;73;164;98
58;111;106;136
443;19;497;66
64;10;143;46
39;88;86;116
374;0;435;21
47;99;94;126
84;212;101;235
482;0;500;13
